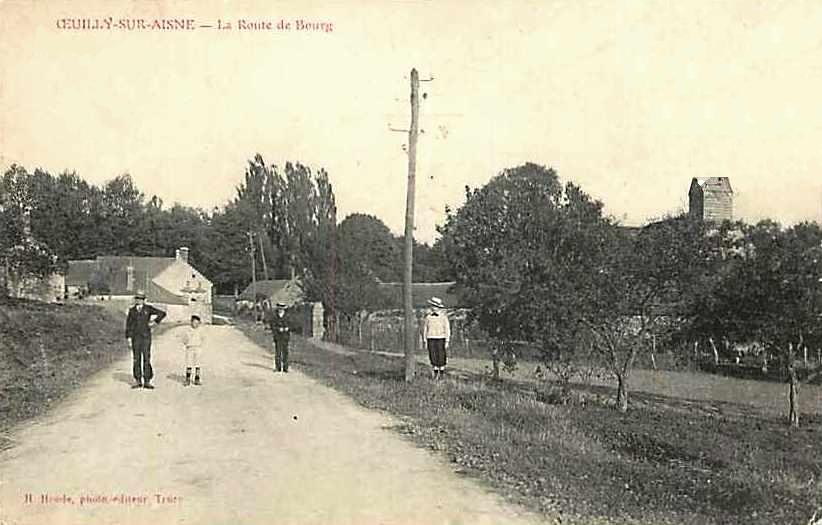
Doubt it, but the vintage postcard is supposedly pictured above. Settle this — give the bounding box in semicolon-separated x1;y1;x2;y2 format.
2;1;822;524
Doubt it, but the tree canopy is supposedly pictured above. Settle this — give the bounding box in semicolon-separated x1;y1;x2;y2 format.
437;162;822;417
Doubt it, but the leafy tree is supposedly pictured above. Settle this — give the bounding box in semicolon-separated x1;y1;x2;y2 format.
439;163;722;410
673;220;748;364
301;166;338;334
282;161;322;276
230;155;339;332
690;220;822;427
235;155;283;278
10;168;109;261
580;216;716;411
438;163;615;379
337;214;402;282
411;240;449;282
200;203;251;294
99;174;145;255
333;214;399;314
163;205;209;259
0;165;59;296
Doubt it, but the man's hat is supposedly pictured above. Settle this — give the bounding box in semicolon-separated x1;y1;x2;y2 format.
276;302;287;309
135;290;146;299
191;314;201;322
427;297;445;308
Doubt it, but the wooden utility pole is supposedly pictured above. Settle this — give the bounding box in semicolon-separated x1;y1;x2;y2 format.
258;233;269;280
247;231;257;304
403;68;420;382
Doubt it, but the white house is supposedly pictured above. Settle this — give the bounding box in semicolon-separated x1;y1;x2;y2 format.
67;247;214;323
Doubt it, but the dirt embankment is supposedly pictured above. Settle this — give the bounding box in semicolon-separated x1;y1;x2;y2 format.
0;298;125;436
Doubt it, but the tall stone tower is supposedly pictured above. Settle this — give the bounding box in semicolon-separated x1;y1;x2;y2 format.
688;177;733;222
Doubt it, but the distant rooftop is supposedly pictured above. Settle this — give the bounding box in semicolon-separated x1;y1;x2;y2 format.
376;281;461;309
238;278;302;304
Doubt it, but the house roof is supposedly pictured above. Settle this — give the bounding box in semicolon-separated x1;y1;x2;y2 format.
238;279;303;303
376;281;461;309
67;255;208;306
617;225;643;238
690;177;733;194
145;279;190;306
95;256;177;297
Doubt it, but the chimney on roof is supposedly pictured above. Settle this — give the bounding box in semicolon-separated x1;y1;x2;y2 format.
177;247;189;264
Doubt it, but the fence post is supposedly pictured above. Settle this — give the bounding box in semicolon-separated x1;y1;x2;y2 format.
650;334;657;371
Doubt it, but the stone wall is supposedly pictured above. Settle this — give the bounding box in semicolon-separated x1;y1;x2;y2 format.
5;272;65;303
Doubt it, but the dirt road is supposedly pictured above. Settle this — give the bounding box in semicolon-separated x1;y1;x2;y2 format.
0;325;546;525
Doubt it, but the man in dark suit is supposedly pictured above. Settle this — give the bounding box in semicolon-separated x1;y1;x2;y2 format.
125;290;166;389
267;302;291;373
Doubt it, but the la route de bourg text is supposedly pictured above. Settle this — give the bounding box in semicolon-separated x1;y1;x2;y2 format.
55;18;334;33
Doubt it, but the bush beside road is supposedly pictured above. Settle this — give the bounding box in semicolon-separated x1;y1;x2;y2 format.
1;298;126;437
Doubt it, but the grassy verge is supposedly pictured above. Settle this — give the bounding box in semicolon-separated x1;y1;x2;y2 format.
0;298;125;437
238;323;821;525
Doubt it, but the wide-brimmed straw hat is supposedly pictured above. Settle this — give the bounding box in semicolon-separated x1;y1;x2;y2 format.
135;290;146;299
427;297;445;308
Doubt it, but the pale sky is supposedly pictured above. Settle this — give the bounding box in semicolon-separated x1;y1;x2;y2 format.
3;0;822;244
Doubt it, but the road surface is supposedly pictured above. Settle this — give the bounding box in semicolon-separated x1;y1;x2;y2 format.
0;325;546;525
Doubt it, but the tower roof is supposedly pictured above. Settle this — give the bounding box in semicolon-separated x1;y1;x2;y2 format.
690;177;733;194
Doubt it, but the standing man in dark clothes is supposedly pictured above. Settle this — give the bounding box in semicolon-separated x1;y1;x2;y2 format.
268;302;291;373
125;290;166;389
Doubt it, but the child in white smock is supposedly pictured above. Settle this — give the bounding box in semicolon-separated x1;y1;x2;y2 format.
180;315;204;386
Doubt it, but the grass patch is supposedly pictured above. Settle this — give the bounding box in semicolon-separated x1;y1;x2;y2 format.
0;298;126;436
238;323;822;524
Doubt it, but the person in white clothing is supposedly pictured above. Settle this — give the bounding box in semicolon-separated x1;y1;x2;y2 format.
180;315;204;386
422;297;451;380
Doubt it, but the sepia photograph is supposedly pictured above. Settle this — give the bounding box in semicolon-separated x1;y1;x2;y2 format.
2;1;822;524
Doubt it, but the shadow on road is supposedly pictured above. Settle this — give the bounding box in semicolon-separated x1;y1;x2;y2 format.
111;372;133;385
166;372;186;385
242;362;273;371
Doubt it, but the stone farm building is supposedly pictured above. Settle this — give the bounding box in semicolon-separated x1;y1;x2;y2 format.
237;278;303;308
688;177;733;222
236;278;326;339
67;247;213;323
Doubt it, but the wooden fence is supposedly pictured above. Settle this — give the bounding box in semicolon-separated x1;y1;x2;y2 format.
335;309;495;357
